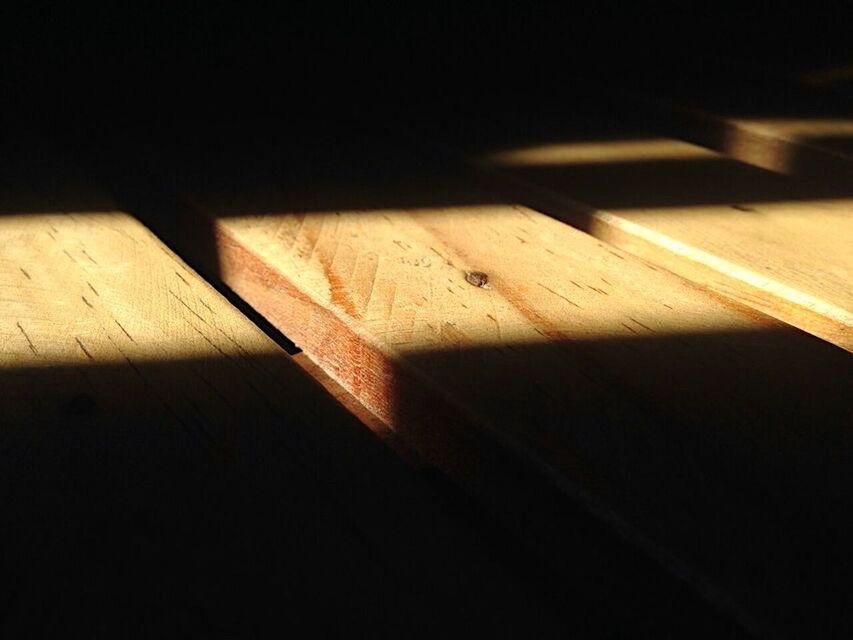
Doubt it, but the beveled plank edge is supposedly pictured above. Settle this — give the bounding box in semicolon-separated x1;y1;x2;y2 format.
292;351;423;468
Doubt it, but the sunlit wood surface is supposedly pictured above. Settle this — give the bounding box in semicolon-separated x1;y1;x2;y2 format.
160;129;853;637
0;150;576;636
459;121;853;351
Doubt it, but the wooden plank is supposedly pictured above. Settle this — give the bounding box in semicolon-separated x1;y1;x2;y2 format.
0;144;574;636
139;126;853;636
624;78;853;181
426;114;853;351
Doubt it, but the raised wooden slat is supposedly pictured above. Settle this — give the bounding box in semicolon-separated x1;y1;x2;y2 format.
0;145;570;636
146;127;852;636
430;115;853;351
626;79;853;181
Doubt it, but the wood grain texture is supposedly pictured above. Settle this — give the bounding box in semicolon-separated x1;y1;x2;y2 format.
444;118;853;351
165;130;852;637
0;153;570;636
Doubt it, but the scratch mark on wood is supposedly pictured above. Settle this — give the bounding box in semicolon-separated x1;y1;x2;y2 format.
16;321;37;355
620;322;639;335
186;398;217;445
537;282;582;308
81;295;94;308
75;337;94;360
187;323;231;360
19;267;31;280
175;271;190;286
627;316;656;332
570;280;583;289
62;249;77;263
168;289;210;326
197;372;238;411
106;333;199;437
429;246;454;267
607;250;625;260
87;282;99;296
114;320;136;343
81;249;98;265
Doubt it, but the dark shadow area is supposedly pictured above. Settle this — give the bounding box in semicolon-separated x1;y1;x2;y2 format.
0;350;748;638
393;328;853;638
1;354;559;637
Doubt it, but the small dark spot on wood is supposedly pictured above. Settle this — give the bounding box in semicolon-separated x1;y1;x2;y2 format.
465;271;490;288
731;204;757;213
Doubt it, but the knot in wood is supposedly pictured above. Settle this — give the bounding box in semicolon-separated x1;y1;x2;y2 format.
465;271;490;288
